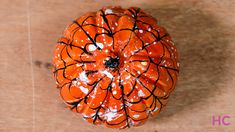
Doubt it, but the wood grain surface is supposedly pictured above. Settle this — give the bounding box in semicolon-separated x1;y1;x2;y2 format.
0;0;235;132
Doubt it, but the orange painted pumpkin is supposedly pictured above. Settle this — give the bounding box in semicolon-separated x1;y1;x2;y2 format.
53;6;179;129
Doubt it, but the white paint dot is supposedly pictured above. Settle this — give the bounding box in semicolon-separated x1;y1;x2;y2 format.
141;62;147;66
96;42;104;49
102;70;113;79
133;114;140;118
125;75;131;79
177;62;180;67
105;9;113;14
76;63;82;67
139;29;143;33
88;44;96;51
79;86;88;94
79;71;89;83
138;90;145;97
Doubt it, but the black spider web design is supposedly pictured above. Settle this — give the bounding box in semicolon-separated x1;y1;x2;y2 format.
53;7;179;128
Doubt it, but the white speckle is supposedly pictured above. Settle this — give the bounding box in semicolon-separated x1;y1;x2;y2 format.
170;40;175;45
98;112;103;115
149;52;152;55
141;61;147;66
126;102;132;106
105;49;109;53
102;70;113;79
153;106;159;112
88;44;96;51
133;114;140;118
153;42;156;44
112;83;116;87
111;27;115;30
105;9;113;14
79;86;88;94
148;28;151;31
138;90;145;97
177;62;180;67
72;79;80;86
76;63;83;67
110;107;117;112
105;57;109;61
139;29;143;33
113;91;117;95
79;71;89;82
137;71;141;74
104;111;122;122
125;75;131;79
115;22;118;26
124;53;127;57
81;40;84;42
166;77;170;82
96;42;104;49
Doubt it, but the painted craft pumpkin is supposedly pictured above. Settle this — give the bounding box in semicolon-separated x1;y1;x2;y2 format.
53;6;179;129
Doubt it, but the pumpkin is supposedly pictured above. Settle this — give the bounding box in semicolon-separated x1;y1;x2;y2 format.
53;6;179;129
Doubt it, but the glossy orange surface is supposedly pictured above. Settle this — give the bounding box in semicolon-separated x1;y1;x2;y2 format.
53;6;179;129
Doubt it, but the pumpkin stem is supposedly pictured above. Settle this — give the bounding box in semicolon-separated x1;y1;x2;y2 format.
104;57;119;68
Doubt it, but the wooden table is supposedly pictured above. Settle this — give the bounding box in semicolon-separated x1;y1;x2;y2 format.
1;0;235;131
